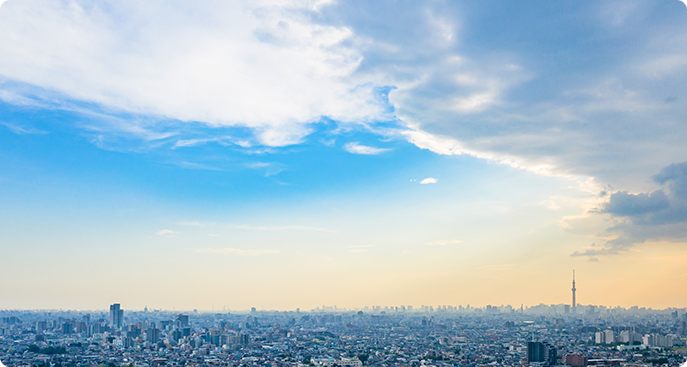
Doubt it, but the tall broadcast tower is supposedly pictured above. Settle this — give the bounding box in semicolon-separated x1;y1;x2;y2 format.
572;270;576;313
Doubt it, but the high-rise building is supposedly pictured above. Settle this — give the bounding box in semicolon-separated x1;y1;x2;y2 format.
643;334;677;348
123;337;135;348
62;322;73;335
528;340;557;365
126;326;141;339
110;303;124;329
595;331;605;344
594;330;615;344
76;321;87;333
147;325;160;343
571;270;576;313
604;329;615;344
35;321;47;334
176;314;189;328
239;333;249;345
620;330;642;344
171;329;182;342
88;322;103;336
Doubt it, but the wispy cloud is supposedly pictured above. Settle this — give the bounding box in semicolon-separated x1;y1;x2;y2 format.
245;162;285;177
0;88;43;106
348;244;374;253
233;225;337;234
425;239;461;246
172;136;251;149
175;221;216;227
192;248;279;256
173;137;223;149
174;161;223;171
420;177;438;184
343;142;391;155
570;247;619;257
1;122;48;135
155;229;180;237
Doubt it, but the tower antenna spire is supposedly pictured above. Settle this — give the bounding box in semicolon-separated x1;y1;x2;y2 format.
572;270;577;313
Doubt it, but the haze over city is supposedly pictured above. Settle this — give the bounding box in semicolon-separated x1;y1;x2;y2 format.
2;0;687;313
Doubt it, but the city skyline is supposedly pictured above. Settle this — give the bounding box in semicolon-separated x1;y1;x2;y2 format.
3;275;685;313
2;0;687;311
2;302;683;314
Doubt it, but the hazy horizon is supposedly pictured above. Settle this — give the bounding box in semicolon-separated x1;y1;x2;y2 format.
2;303;685;313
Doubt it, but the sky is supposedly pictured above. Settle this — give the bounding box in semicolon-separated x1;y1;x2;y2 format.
1;0;687;311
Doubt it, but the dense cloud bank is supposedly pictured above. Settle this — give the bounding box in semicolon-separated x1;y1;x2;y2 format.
572;162;687;259
605;162;687;225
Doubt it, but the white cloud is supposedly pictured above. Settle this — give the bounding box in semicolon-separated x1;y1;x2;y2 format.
155;229;180;236
343;142;391;155
173;137;235;149
348;244;373;252
233;224;337;233
0;89;43;106
192;248;279;256
425;239;462;246
0;0;391;146
452;92;497;112
420;177;437;184
175;221;216;227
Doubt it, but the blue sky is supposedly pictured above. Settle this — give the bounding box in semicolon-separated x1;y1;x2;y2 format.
1;0;687;310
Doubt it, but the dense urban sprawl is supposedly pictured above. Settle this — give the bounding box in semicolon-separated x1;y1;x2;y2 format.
1;304;686;367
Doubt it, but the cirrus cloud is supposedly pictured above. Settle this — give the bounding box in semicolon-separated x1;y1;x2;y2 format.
155;229;180;237
192;248;279;256
233;224;337;233
343;142;391;155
